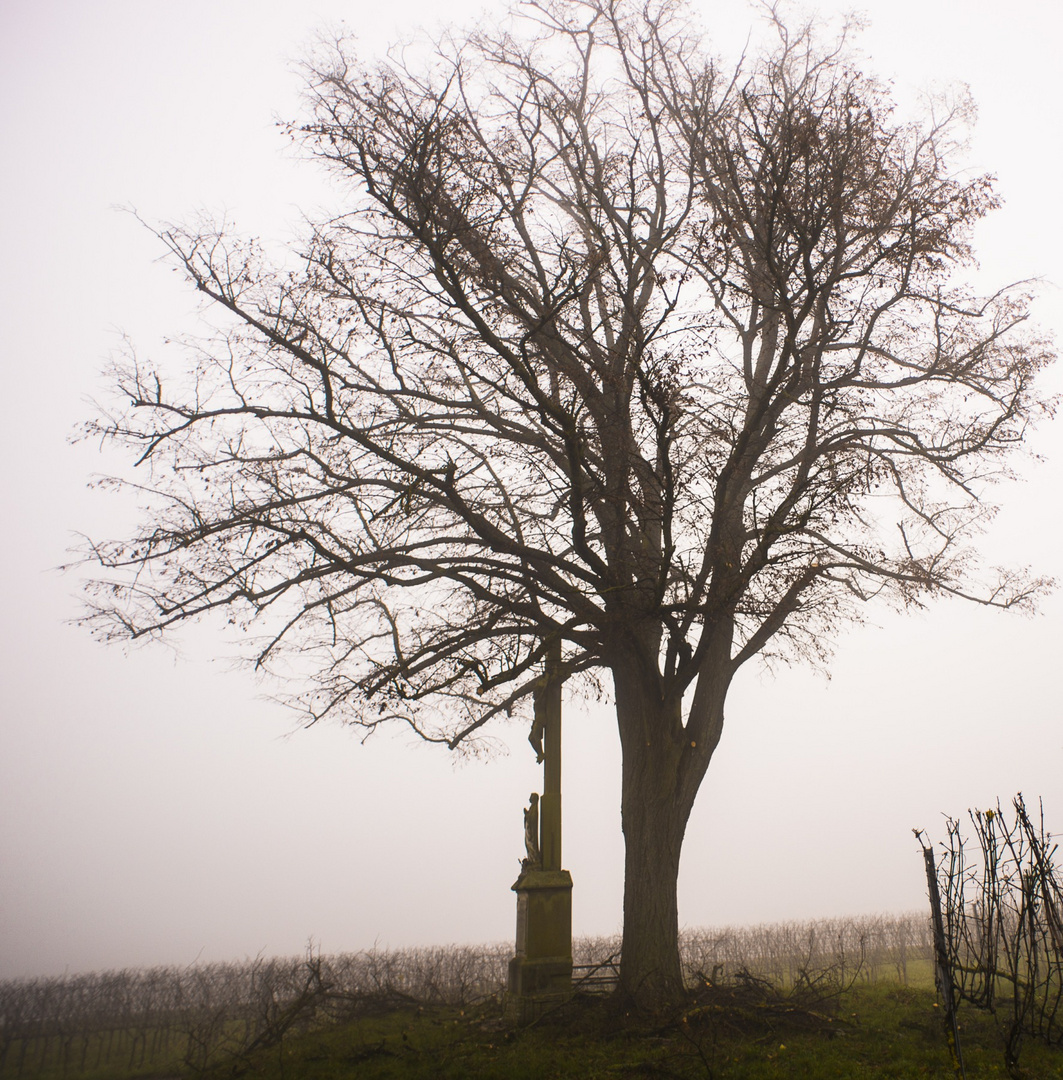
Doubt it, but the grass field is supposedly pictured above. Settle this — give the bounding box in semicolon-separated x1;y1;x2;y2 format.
190;982;1063;1079
3;915;1061;1079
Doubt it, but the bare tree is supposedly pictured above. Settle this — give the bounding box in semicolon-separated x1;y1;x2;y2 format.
81;0;1054;1004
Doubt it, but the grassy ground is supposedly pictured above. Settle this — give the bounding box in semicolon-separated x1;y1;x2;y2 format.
194;983;1063;1080
4;927;1057;1080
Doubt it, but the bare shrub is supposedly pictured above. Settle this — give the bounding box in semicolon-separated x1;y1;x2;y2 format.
324;943;510;1009
918;794;1063;1077
567;913;931;999
677;912;930;990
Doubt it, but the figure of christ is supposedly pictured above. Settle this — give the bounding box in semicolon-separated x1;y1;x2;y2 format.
528;683;546;764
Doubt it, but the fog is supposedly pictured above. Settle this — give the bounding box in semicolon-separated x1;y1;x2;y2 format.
1;0;1061;980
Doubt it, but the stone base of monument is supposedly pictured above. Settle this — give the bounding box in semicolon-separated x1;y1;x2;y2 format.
505;868;573;1023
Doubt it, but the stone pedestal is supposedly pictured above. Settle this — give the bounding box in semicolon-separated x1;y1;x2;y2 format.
506;868;573;1022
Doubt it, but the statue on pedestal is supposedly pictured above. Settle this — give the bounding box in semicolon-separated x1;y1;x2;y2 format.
508;643;573;1022
522;792;542;870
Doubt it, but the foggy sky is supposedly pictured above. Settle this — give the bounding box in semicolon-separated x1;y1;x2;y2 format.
1;0;1061;980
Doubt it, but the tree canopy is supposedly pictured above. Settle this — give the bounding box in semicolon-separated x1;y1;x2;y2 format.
82;0;1054;1001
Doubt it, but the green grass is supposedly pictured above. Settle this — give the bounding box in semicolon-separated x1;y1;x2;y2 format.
3;940;1057;1080
184;983;1063;1080
7;984;1062;1079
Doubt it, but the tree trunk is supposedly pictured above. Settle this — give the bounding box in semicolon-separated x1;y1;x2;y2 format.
620;774;688;1003
611;638;730;1007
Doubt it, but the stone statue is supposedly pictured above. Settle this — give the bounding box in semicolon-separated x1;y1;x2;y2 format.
522;792;542;870
528;684;546;764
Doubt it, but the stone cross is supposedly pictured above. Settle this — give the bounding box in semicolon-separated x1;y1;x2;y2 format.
508;635;573;1022
536;636;563;871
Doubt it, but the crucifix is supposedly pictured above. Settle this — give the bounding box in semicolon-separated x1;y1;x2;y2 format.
508;636;573;1021
526;636;563;871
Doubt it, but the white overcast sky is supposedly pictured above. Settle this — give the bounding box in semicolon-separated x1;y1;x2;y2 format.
1;0;1061;980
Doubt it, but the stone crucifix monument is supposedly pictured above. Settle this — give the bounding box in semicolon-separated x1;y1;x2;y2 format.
506;637;573;1022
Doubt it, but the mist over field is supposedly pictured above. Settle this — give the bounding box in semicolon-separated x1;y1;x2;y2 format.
1;0;1061;982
